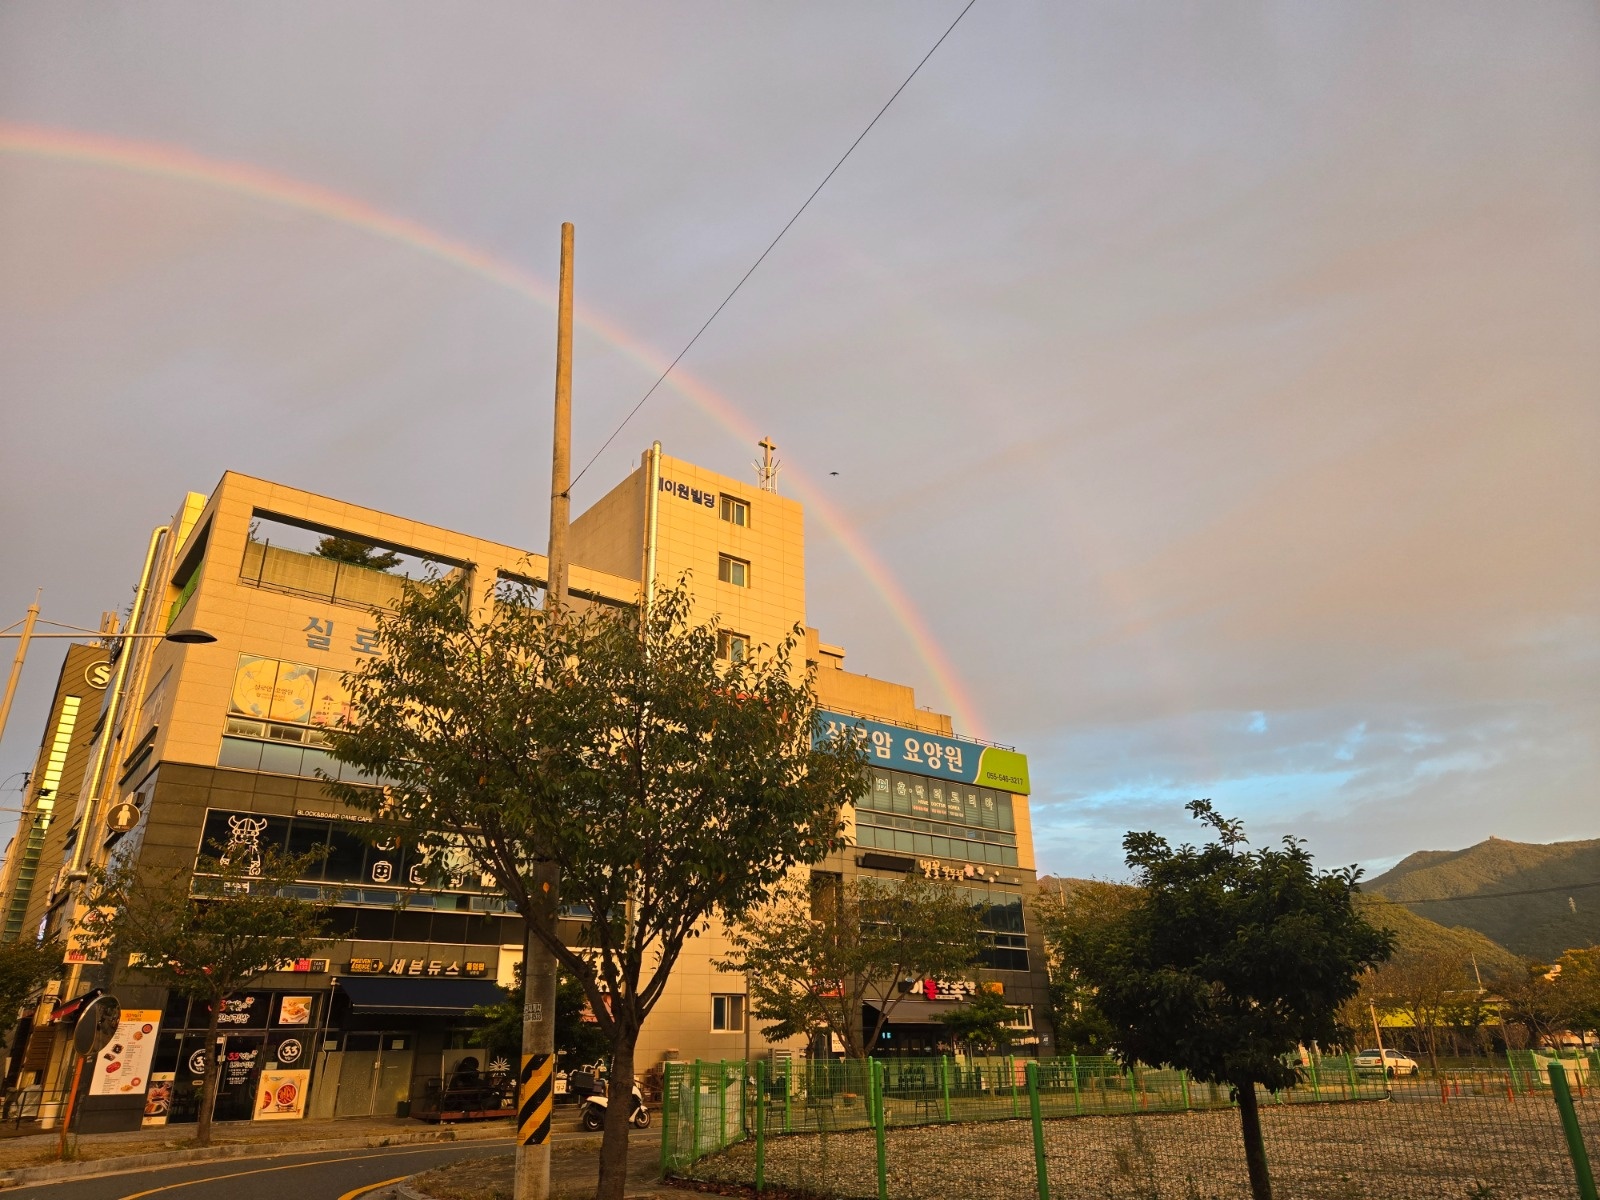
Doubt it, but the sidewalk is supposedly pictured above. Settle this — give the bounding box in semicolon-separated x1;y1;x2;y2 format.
0;1112;518;1176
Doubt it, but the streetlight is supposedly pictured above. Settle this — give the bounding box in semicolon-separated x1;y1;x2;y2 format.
0;606;216;754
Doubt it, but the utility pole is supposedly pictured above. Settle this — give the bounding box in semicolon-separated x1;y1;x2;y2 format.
0;592;42;753
517;221;574;1200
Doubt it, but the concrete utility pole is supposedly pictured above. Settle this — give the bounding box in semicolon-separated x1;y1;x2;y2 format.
0;592;42;754
517;221;574;1200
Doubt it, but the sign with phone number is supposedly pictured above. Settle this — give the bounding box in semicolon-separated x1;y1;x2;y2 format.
816;711;1030;795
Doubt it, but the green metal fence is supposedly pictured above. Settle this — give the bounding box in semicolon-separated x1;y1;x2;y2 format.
663;1055;1600;1199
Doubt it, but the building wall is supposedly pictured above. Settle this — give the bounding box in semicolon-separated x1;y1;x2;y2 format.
27;448;1052;1118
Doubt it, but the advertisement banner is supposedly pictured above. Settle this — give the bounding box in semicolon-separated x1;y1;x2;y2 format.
143;1073;175;1127
254;1069;310;1121
88;1009;161;1098
816;711;1030;794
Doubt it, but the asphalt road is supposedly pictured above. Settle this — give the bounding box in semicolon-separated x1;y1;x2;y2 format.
2;1138;515;1200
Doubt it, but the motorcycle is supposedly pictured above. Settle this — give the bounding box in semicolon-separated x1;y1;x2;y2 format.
579;1077;650;1131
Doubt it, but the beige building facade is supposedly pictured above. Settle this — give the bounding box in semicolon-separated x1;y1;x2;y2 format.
15;445;1050;1126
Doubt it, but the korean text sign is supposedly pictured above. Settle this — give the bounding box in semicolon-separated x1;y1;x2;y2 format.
816;711;1030;795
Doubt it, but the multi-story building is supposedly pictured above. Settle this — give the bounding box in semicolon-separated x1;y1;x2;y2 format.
20;445;1051;1126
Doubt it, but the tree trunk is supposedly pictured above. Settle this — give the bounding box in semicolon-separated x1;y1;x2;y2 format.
196;1000;224;1147
595;1024;638;1200
1235;1080;1272;1200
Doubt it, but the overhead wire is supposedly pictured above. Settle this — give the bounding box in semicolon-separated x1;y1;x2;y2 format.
568;0;980;490
1359;880;1600;905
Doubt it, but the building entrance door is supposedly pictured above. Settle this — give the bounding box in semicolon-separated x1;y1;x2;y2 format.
332;1033;413;1117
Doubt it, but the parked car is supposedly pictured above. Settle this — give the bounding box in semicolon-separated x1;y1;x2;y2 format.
1354;1048;1418;1077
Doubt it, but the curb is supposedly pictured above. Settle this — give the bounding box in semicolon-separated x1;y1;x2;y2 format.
0;1123;514;1189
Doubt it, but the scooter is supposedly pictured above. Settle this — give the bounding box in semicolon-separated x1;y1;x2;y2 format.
579;1077;650;1130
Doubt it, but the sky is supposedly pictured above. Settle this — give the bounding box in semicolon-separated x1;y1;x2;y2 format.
1;2;1596;881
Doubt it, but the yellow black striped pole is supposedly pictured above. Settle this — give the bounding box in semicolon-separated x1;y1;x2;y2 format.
519;1053;554;1145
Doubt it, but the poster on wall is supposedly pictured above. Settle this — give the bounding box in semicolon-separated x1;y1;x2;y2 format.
230;656;318;725
87;1009;161;1098
254;1069;310;1121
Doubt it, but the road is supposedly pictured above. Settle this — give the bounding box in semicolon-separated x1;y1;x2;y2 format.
1;1138;515;1200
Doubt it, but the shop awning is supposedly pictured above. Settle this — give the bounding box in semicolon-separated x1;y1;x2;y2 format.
50;989;102;1023
335;977;505;1016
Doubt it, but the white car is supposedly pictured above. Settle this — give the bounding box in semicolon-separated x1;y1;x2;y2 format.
1354;1048;1418;1077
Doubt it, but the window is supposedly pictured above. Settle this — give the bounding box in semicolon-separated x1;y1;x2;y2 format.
712;993;747;1033
720;495;749;527
717;631;750;662
718;555;749;588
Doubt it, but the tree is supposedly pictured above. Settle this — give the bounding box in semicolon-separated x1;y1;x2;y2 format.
76;848;331;1146
1493;960;1572;1048
1033;878;1141;1054
470;965;608;1068
1371;950;1473;1071
718;872;986;1059
324;578;862;1200
937;984;1015;1056
1554;947;1600;1039
0;937;64;1043
1075;801;1394;1200
313;535;401;571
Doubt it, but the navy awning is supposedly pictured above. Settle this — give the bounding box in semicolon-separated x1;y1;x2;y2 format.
335;976;505;1015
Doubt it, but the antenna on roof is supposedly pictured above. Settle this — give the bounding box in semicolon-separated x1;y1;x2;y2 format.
755;437;781;493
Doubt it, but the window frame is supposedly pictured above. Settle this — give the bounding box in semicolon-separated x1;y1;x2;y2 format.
717;554;750;588
719;495;750;528
717;630;750;662
711;992;747;1033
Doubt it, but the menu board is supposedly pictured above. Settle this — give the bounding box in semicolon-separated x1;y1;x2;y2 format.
88;1009;162;1098
254;1069;310;1121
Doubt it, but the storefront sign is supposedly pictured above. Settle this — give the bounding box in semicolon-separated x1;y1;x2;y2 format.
382;958;488;977
817;711;1030;794
916;858;1016;886
88;1009;161;1097
897;979;1003;1001
215;994;269;1027
254;1069;310;1121
223;1044;260;1088
347;958;387;974
276;996;313;1026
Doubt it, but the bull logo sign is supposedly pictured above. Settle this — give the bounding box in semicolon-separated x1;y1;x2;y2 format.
219;816;268;878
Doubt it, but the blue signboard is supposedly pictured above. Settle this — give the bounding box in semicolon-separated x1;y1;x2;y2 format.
816;710;1030;795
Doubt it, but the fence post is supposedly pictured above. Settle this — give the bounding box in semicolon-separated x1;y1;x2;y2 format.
718;1060;728;1148
783;1057;792;1133
754;1060;767;1193
1011;1055;1020;1118
1344;1053;1358;1100
1550;1064;1599;1200
1071;1054;1081;1115
1506;1047;1521;1096
660;1061;675;1177
940;1054;952;1122
1309;1056;1320;1102
872;1058;888;1200
690;1060;702;1160
1180;1069;1191;1111
1128;1064;1139;1111
1027;1060;1051;1200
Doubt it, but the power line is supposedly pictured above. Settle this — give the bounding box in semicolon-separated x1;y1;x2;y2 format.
1361;880;1600;906
568;0;980;490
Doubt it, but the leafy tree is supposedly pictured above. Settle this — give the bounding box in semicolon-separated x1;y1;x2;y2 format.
0;937;63;1043
469;965;607;1068
1493;960;1573;1048
324;578;862;1200
1033;878;1141;1054
1075;801;1394;1200
1371;950;1473;1071
76;848;331;1146
313;535;402;571
1554;947;1600;1037
936;984;1016;1055
718;872;985;1059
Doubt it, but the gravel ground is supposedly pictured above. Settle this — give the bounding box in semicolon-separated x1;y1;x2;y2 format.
680;1096;1598;1200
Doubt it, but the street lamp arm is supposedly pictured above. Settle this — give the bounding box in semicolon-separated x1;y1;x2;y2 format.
0;631;214;641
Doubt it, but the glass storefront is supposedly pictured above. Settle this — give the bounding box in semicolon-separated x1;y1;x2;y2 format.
853;768;1020;867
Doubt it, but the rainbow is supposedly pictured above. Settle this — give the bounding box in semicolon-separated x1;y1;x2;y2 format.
0;121;987;737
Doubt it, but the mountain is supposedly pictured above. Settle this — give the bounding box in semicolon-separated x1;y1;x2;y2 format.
1352;895;1521;977
1364;836;1600;961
